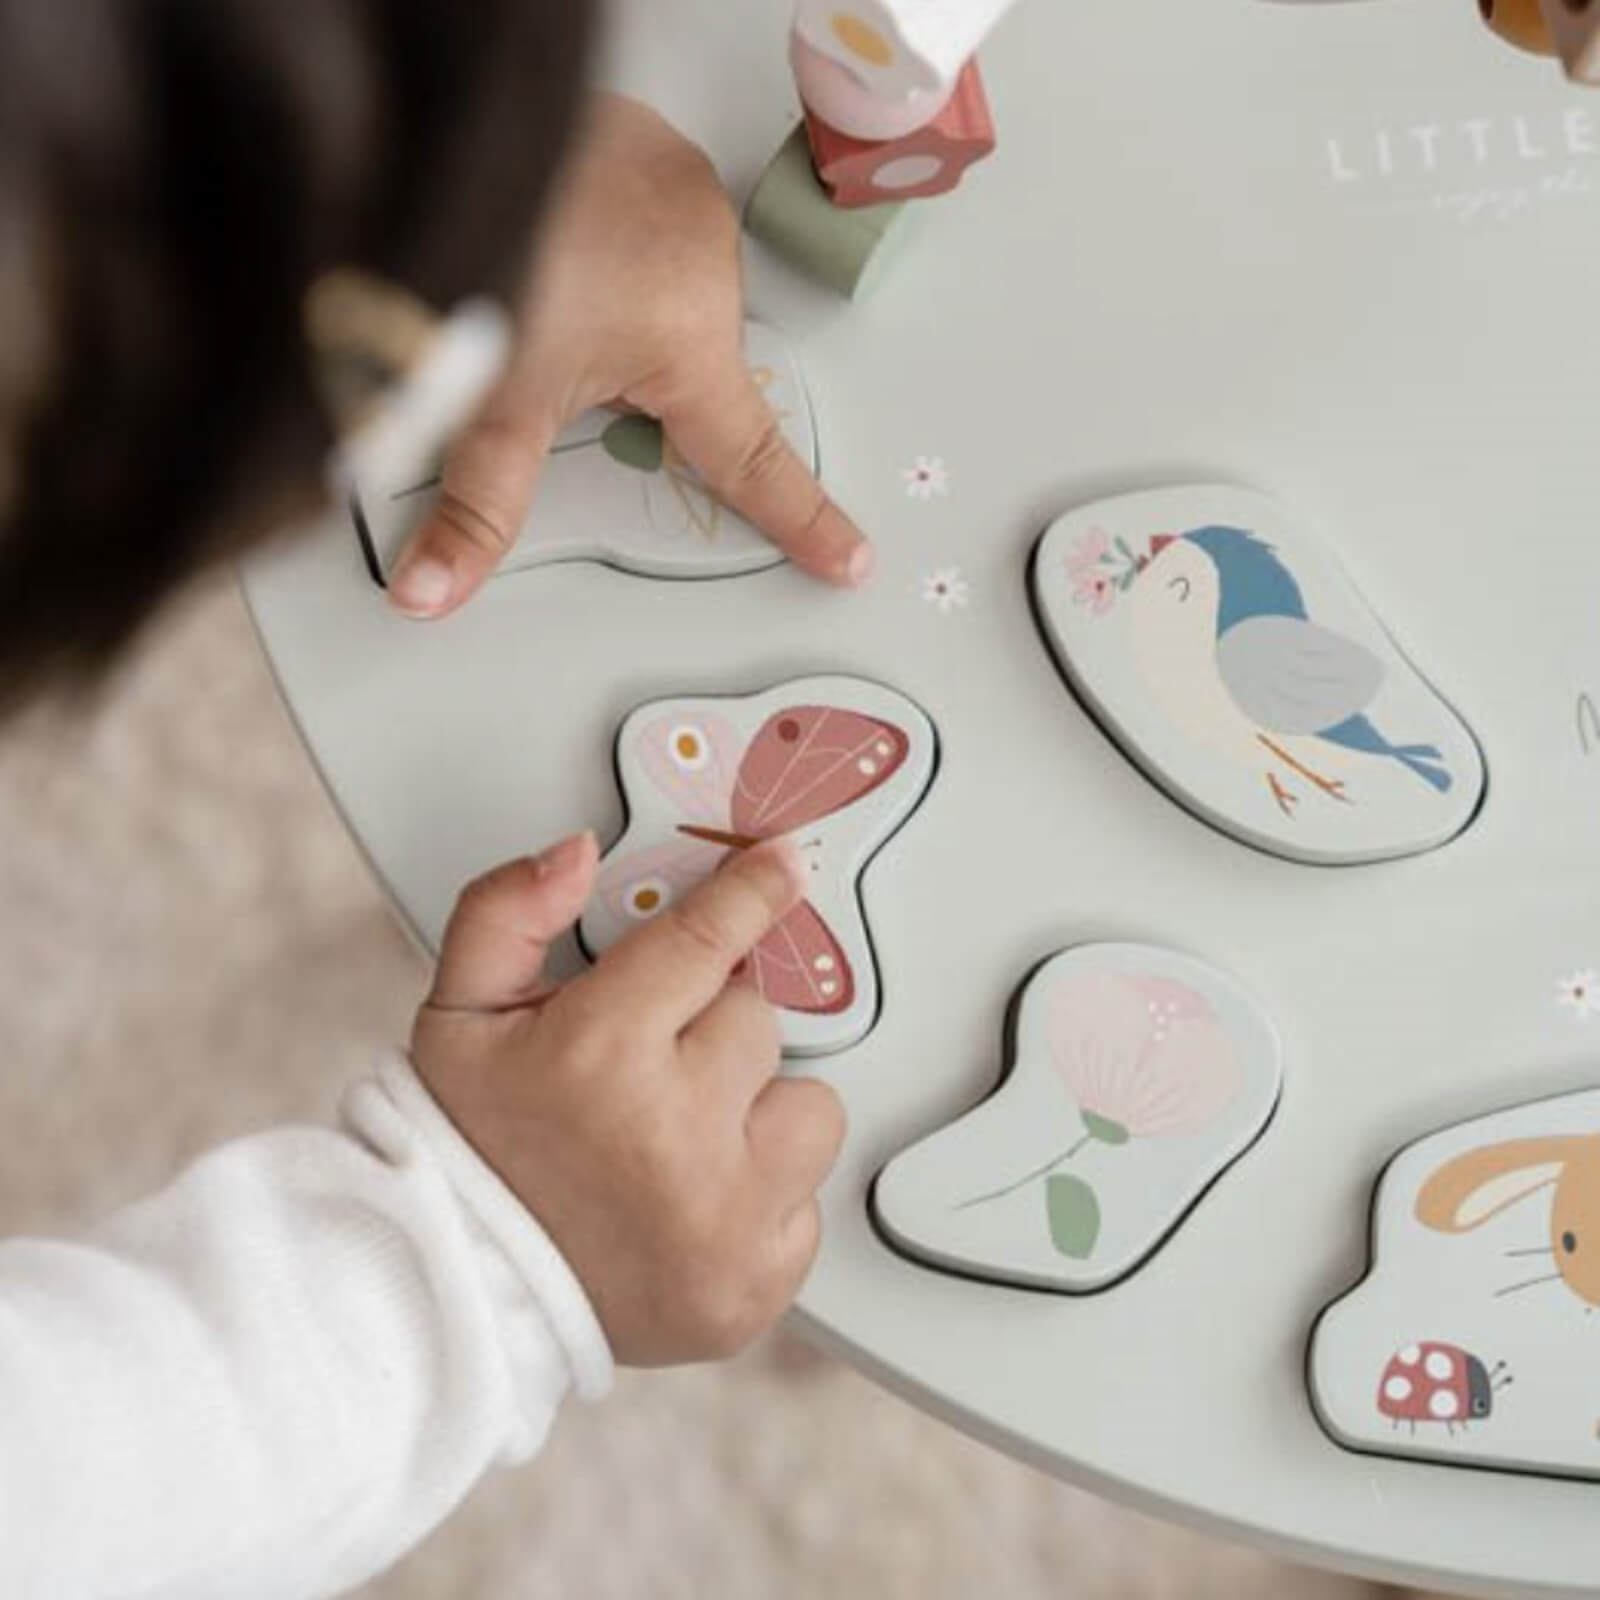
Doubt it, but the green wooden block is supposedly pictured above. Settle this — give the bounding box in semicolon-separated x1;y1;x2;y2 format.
744;125;911;300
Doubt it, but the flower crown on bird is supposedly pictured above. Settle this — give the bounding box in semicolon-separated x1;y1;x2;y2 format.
1065;528;1175;616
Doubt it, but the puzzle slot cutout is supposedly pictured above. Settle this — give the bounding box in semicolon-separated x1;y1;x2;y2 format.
580;676;938;1057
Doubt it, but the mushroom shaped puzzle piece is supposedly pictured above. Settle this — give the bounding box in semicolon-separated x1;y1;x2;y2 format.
874;944;1283;1293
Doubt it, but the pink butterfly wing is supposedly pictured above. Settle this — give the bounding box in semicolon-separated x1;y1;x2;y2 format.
633;710;744;828
731;707;910;838
740;900;856;1015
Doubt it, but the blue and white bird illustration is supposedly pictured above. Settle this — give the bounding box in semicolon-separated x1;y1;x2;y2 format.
1127;526;1452;817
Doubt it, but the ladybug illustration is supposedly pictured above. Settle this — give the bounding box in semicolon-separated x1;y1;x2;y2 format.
1376;1341;1511;1433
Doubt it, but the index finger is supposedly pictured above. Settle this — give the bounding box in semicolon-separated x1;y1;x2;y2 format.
585;840;807;1030
659;355;873;588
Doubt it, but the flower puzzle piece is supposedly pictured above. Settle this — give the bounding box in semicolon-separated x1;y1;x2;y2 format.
581;676;938;1057
873;944;1282;1292
351;322;812;583
1030;486;1486;866
1310;1087;1600;1481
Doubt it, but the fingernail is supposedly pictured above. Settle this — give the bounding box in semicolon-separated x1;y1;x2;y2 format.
532;831;593;879
390;555;454;617
845;542;874;586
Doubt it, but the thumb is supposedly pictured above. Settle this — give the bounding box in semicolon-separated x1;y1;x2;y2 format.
658;353;873;588
428;832;599;1012
388;379;563;619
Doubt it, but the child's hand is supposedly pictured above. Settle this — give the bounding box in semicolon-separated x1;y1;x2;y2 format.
410;831;847;1366
389;94;872;618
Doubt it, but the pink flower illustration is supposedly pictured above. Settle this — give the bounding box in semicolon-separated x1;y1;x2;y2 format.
1048;971;1242;1140
1066;527;1111;577
1072;569;1118;615
954;968;1245;1258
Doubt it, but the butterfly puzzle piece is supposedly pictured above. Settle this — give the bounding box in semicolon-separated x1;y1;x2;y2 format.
1310;1086;1600;1481
1030;485;1486;866
352;321;815;583
873;944;1281;1292
582;676;938;1056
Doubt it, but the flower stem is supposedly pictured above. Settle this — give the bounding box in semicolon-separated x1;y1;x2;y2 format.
951;1133;1093;1212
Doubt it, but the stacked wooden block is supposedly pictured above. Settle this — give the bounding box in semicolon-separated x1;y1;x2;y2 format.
747;2;1016;298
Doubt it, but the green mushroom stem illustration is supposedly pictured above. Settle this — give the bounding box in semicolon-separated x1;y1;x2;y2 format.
952;1111;1131;1260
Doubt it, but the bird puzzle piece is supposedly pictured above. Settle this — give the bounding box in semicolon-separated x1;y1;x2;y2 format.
350;322;812;584
1031;486;1485;866
804;58;996;209
581;677;938;1056
874;945;1282;1292
1310;1087;1600;1480
793;0;1018;99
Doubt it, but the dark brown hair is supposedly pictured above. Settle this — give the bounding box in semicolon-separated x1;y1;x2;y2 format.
0;0;594;705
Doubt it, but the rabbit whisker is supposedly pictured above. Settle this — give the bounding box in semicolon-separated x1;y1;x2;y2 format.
1503;1246;1554;1258
1495;1271;1564;1299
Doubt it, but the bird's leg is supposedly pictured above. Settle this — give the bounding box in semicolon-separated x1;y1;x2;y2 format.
1266;772;1298;817
1257;735;1351;805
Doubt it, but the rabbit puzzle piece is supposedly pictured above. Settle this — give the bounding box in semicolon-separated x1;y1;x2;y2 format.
350;322;812;583
1031;486;1485;866
873;945;1282;1292
581;676;937;1056
1310;1087;1600;1480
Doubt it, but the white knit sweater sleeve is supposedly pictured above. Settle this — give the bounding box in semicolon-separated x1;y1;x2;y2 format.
0;1051;613;1600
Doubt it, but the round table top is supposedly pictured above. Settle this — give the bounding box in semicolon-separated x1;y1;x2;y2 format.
242;3;1600;1593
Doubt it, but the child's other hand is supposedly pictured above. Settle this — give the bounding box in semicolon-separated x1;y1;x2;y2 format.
388;94;872;618
410;831;847;1366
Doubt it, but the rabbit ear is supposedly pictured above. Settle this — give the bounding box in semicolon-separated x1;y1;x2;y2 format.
1415;1136;1593;1233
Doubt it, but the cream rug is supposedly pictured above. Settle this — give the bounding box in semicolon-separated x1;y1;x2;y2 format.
0;575;1445;1600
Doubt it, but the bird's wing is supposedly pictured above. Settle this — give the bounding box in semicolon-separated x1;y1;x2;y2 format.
1215;614;1386;735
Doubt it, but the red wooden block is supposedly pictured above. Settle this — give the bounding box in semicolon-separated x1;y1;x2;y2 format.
802;58;996;211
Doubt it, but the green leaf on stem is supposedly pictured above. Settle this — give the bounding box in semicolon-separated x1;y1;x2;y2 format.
1046;1174;1101;1259
602;414;665;473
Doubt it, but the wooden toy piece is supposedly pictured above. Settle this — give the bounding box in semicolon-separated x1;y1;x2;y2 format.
805;57;996;210
1310;1086;1600;1481
1536;0;1600;81
1030;485;1486;866
1479;0;1555;56
580;676;938;1057
350;321;811;583
793;0;1018;100
790;30;954;142
874;944;1282;1293
745;124;911;298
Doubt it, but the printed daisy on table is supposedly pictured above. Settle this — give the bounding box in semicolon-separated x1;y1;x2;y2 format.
903;456;950;501
921;567;970;614
1558;970;1600;1020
